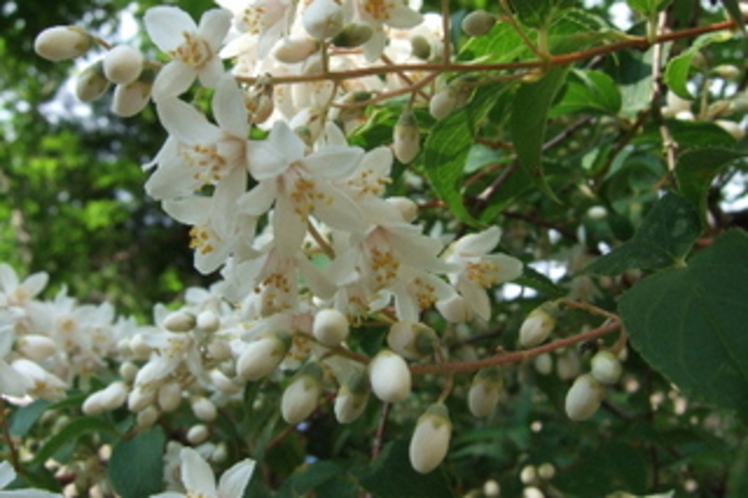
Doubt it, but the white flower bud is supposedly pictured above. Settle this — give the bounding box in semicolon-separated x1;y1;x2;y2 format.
187;424;210;445
191;397;218;422
98;381;129;410
196;309;220;333
207;338;232;362
590;351;623;385
334;371;369;424
163;310;196;332
429;87;458;120
331;23;373;48
82;391;105;416
468;368;503;418
409;403;451;474
713;64;741;81
119;361;139;382
35;26;93;61
556;349;581;380
281;365;323;425
519;302;559;347
136;406;159;428
112;68;155;117
17;335;57;360
461;10;497;37
533;353;553;375
303;0;344;40
386;196;418;222
158;382;182;412
128;386;156;412
410;35;431;60
129;334;152;360
565;373;604;421
210;369;242;394
387;322;437;360
393;111;420;164
103;45;143;84
237;332;292;381
368;349;411;403
313;309;349;346
76;61;110;102
274;37;320;63
662;90;692;118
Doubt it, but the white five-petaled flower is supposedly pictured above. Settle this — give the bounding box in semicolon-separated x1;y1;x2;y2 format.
145;6;232;99
0;263;48;308
217;0;298;58
355;0;423;60
150;447;256;498
443;227;523;321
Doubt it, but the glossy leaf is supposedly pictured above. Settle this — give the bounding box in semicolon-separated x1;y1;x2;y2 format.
9;399;50;437
550;69;622;117
619;230;748;420
586;193;701;275
626;0;673;15
108;427;166;498
664;32;735;99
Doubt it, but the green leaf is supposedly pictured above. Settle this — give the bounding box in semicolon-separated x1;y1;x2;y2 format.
586;193;701;275
728;437;748;496
9;399;50;437
278;461;357;498
108;427;166;498
550;69;622;117
510;67;569;201
358;438;456;498
513;265;567;298
554;442;649;495
664;32;735;99
619;230;748;420
675;148;748;221
719;0;746;32
509;0;575;28
626;0;673;15
32;416;118;464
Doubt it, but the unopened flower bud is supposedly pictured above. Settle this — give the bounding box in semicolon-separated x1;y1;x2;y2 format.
331;23;373;48
303;0;344;39
196;309;220;333
136;405;159;428
533;353;553;375
387;321;437;360
191;397;218;422
468;368;503;418
163;310;196;332
429;87;458;120
409;403;451;474
565;373;604;421
410;35;431;60
207;338;232;362
158;382;182;412
17;335;57;360
82;391;105;415
119;361;139;382
313;309;349;346
519;302;559;347
187;424;210;445
334;371;370;424
369;349;411;403
461;10;497;37
210;369;242;394
76;61;110;102
281;364;323;425
112;67;155;117
237;332;292;381
590;351;622;385
393;111;420;164
103;45;143;84
273;37;319;63
386;196;418;222
98;381;128;410
128;386;155;412
35;26;93;61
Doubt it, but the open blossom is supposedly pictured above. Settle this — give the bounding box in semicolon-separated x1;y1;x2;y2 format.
145;6;232;99
0;263;48;309
217;0;297;58
354;0;423;60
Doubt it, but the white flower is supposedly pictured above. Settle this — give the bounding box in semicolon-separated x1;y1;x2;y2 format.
150;447;256;498
0;326;32;398
0;264;48;308
218;0;297;58
145;6;232;99
303;0;345;40
355;0;423;60
0;461;62;497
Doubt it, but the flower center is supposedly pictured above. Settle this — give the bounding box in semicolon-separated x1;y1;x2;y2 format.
172;31;212;68
465;260;500;288
181;144;227;185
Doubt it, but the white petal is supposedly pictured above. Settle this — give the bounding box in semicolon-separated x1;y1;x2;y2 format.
144;161;200;200
152;61;197;100
0;459;16;488
248;140;289;181
452;226;501;256
156;99;221;145
0;264;19;292
0;361;31;397
145;6;197;52
269;121;305;161
273;196;307;257
313;184;366;233
180;447;218;495
486;253;524;282
213;74;248;138
459;280;491;321
217;458;256;497
238;181;277;216
163;197;211;225
197;57;226;89
198;8;233;51
304;146;363;179
385;6;423;29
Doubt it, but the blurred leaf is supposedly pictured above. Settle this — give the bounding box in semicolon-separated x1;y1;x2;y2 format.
550;69;622;117
32;416;117;465
619;230;748;420
554;442;649;495
626;0;673;15
586;193;701;275
278;461;358;498
719;0;746;31
109;427;166;498
675;148;748;222
664;32;735;99
9;399;50;437
510;67;569;201
728;437;748;496
509;0;576;28
513;265;567;298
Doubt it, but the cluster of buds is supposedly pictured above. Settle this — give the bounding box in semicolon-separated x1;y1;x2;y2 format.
565;349;624;421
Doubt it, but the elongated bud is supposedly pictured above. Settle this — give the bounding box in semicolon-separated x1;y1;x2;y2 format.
191;396;218;422
281;364;323;425
163;310;196;332
197;309;220;333
35;26;93;61
273;37;320;63
712;64;741;81
429;87;458;120
334;371;370;424
386;196;418;222
187;424;210;444
119;361;139;382
237;332;292;381
468;368;503;418
98;381;129;410
409;403;451;474
158;382;182;412
112;67;155;117
313;309;349;346
136;405;159;429
331;23;373;48
387;322;437;360
17;335;57;360
206;337;232;362
76;61;110;102
393;111;420;164
103;45;143;84
461;10;497;37
128;386;156;412
533;353;553;375
410;35;431;60
565;373;604;421
590;351;622;385
368;349;411;403
519;302;559;347
715;119;745;140
303;0;344;39
82;391;105;415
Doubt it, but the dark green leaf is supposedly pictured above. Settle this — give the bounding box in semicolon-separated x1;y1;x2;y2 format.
514;265;567;298
510;67;569;201
728;437;748;496
675;148;748;221
554;442;649;495
586;193;701;275
509;0;575;28
626;0;673;15
9;399;50;437
619;230;748;420
358;438;456;498
664;32;735;99
108;427;166;498
550;69;622;117
719;0;746;31
32;416;117;464
278;461;357;498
